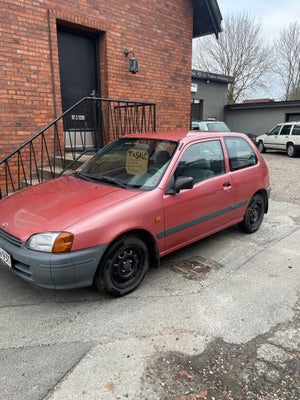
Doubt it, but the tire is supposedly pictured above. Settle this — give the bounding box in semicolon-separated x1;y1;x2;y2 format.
258;141;266;153
287;143;296;157
238;193;265;234
94;234;149;297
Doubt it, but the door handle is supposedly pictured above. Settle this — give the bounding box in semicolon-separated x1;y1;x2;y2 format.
223;182;231;187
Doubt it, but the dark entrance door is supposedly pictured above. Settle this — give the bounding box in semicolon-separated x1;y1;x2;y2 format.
57;26;100;149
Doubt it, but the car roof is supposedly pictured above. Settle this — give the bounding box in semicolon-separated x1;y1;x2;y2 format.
277;121;300;125
122;130;245;144
192;120;225;123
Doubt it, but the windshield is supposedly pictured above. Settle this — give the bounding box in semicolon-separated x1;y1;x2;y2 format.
77;138;178;190
206;122;230;132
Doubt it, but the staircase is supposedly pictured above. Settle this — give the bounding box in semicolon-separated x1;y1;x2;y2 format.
0;97;156;198
29;152;92;185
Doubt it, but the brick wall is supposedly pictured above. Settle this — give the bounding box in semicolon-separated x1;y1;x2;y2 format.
0;0;193;158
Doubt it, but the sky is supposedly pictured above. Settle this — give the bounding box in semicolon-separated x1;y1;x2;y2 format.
217;0;300;43
206;0;300;99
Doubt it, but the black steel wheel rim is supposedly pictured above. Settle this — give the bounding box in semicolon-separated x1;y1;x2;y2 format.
111;246;144;289
247;197;263;229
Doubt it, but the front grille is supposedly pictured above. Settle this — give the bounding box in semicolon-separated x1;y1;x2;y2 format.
0;229;22;247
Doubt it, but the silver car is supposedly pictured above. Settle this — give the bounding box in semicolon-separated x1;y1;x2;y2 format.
191;120;231;132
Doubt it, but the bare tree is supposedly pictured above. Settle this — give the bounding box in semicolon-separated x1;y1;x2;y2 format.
193;12;271;103
274;22;300;100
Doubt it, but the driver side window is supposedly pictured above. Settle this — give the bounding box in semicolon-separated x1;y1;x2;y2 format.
270;125;281;135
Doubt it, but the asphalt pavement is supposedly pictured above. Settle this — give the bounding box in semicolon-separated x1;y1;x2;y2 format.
0;151;299;400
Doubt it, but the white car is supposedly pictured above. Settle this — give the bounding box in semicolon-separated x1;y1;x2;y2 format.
256;122;300;157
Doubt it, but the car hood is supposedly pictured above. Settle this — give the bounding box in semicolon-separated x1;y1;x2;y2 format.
0;175;141;242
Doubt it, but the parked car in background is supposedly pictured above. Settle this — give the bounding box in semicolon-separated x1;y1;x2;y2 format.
0;131;270;297
245;132;260;146
191;120;231;132
191;120;259;145
256;122;300;157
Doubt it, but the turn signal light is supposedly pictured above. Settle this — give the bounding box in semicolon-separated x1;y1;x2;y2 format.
52;232;74;253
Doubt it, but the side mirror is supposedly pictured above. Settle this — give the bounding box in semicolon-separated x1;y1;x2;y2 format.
166;176;194;195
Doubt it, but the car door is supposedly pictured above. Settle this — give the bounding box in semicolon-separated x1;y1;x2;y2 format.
161;139;236;253
265;124;282;149
291;123;300;145
276;124;292;150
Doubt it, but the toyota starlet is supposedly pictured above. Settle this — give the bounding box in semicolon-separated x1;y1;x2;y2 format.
0;130;271;296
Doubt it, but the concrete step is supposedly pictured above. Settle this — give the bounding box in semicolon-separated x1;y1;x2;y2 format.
20;153;94;189
53;152;93;170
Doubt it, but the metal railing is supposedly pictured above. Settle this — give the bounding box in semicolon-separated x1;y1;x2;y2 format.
0;97;156;198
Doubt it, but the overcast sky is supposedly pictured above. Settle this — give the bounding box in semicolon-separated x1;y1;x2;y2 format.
205;0;300;99
217;0;300;42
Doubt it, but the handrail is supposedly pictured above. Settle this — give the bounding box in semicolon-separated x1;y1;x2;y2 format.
0;97;156;198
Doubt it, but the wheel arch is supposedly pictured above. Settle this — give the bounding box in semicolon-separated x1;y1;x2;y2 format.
255;189;269;213
258;139;266;153
286;140;295;148
286;141;297;157
97;229;160;273
286;141;296;153
130;229;160;268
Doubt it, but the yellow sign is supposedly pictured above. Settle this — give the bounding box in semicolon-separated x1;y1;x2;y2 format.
126;148;149;175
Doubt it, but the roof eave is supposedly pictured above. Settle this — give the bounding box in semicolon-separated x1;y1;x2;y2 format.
192;0;223;39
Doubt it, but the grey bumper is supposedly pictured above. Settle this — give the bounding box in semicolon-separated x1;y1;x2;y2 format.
0;233;108;289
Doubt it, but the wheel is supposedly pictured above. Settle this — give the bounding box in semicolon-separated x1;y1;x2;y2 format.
258;141;266;153
94;234;149;297
238;193;265;233
287;143;296;157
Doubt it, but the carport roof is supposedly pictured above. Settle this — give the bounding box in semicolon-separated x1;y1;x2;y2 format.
225;100;300;110
192;0;222;38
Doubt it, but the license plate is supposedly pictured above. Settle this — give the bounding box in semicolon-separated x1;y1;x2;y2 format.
0;246;12;269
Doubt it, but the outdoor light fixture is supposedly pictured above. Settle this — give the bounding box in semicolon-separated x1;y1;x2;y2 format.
124;50;139;74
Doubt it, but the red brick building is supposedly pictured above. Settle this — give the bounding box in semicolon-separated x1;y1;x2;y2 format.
0;0;221;158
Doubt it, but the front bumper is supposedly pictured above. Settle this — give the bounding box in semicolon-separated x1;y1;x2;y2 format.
0;230;108;289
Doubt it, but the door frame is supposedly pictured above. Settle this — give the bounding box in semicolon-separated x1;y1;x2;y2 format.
56;24;101;150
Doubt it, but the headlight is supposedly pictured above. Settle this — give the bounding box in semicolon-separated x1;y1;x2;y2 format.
26;232;74;253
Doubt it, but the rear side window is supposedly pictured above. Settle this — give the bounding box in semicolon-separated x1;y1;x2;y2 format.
292;125;300;135
280;125;292;135
225;137;258;171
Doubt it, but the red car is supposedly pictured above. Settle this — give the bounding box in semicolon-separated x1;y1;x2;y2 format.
0;131;270;296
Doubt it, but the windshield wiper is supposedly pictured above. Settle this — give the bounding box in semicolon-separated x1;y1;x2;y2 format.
90;175;129;189
73;171;128;188
72;171;95;182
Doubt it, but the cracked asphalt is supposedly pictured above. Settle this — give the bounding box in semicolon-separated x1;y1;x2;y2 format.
0;151;299;400
139;303;300;399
